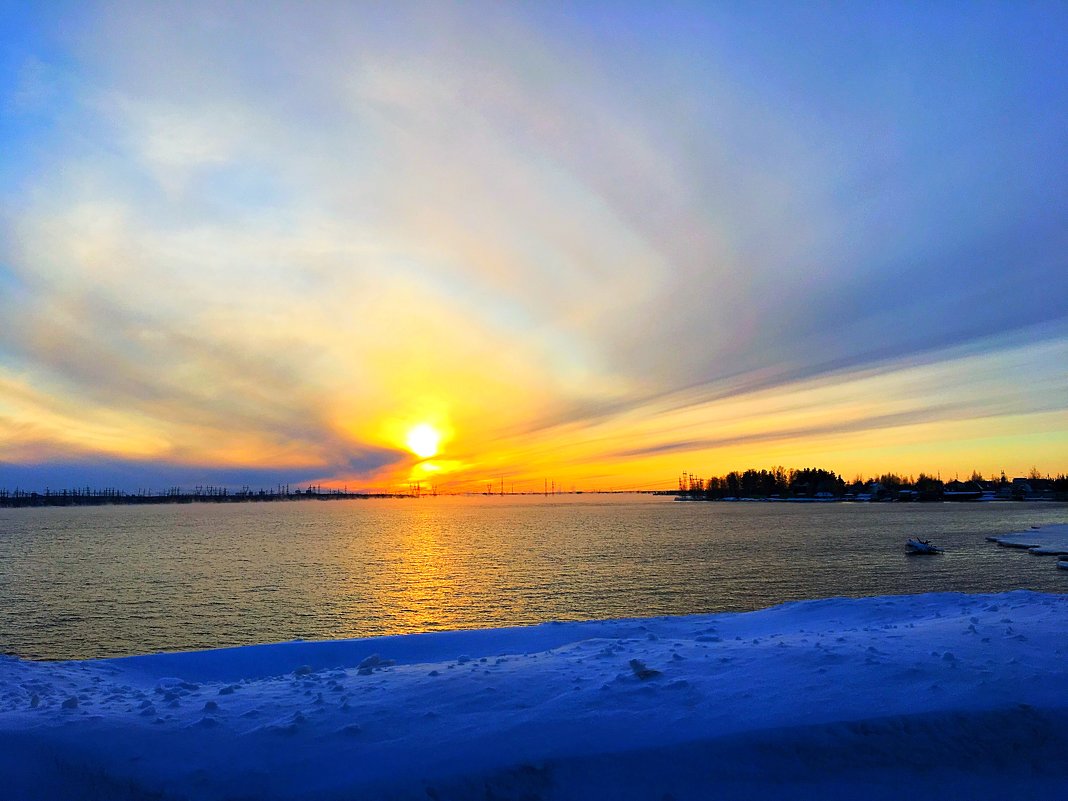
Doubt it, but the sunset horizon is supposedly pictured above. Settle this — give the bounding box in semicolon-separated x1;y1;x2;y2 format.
3;3;1068;795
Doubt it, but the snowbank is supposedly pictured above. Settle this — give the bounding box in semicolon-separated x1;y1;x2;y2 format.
2;591;1067;800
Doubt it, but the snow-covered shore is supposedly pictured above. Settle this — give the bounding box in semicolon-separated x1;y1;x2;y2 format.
3;591;1067;800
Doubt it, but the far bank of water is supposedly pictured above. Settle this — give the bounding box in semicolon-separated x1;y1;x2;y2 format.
1;495;1065;660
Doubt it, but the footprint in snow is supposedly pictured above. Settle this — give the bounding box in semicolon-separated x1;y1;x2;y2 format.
629;659;661;681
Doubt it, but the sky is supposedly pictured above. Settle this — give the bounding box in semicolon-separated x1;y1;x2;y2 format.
1;1;1066;493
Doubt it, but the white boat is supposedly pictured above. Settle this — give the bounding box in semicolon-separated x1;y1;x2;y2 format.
906;538;943;554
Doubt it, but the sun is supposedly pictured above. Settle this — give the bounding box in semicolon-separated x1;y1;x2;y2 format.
405;423;441;459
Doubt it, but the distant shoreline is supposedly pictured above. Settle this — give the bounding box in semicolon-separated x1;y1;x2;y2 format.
0;490;407;509
0;489;673;509
3;491;1065;510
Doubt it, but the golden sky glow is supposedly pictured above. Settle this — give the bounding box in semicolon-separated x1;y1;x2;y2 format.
1;4;1067;492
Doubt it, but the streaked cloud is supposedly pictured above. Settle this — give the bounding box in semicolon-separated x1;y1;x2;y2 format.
1;2;1066;491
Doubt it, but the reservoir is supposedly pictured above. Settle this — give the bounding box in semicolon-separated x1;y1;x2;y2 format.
1;495;1065;660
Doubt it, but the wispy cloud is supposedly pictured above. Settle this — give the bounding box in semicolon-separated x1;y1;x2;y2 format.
1;2;1066;489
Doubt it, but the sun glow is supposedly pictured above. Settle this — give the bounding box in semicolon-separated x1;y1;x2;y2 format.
405;423;442;459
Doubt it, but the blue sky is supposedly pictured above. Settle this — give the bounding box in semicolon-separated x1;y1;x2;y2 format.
1;1;1066;491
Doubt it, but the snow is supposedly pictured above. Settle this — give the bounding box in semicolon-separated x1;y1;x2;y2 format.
988;523;1068;555
2;591;1067;800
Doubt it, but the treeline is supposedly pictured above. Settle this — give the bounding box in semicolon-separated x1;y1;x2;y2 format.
0;485;404;509
678;468;1068;502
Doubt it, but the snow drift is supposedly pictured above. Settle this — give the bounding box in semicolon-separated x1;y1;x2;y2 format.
2;591;1066;800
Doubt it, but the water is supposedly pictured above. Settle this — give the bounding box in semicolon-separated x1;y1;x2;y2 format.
1;495;1065;660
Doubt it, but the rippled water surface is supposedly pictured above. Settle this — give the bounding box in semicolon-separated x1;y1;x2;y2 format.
1;495;1066;659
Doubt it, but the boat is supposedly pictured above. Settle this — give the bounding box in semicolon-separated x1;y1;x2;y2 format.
906;538;943;554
